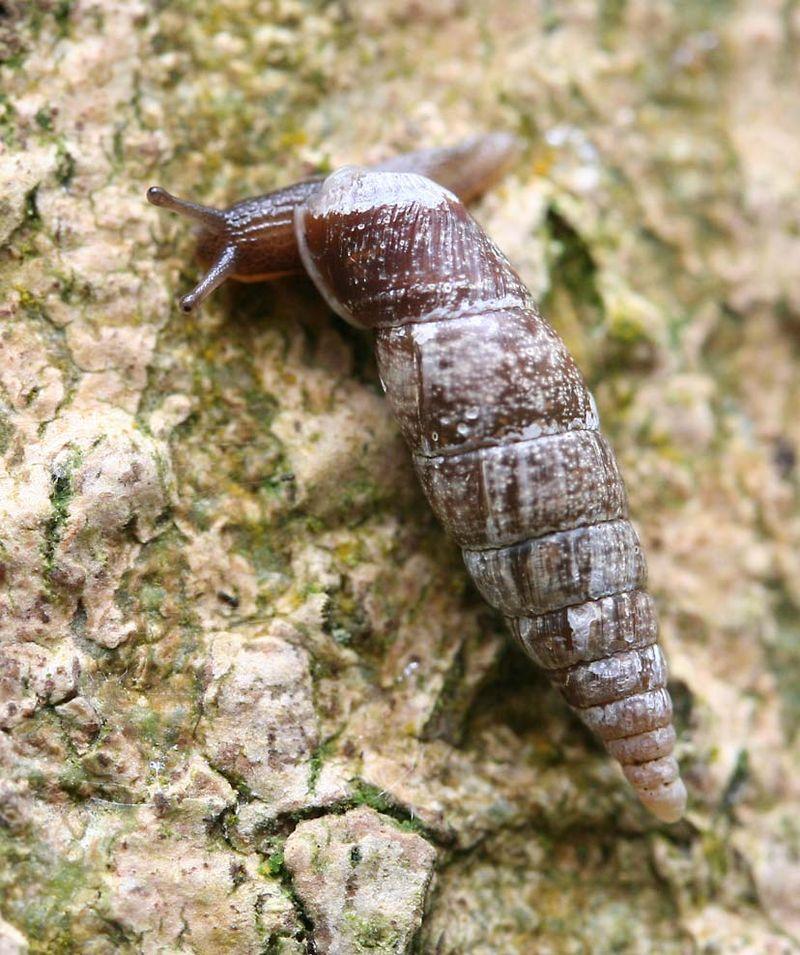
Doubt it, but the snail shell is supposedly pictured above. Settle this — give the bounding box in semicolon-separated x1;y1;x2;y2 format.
294;167;687;823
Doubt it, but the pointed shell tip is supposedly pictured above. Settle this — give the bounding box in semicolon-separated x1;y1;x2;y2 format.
639;777;687;823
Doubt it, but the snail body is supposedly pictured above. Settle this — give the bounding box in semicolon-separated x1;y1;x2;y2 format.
148;139;687;822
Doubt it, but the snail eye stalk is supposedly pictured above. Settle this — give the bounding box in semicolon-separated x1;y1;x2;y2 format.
176;245;237;314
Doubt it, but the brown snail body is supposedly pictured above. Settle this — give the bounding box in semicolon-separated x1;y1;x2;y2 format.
148;138;687;822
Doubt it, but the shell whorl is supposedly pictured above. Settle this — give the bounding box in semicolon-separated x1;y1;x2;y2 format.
295;167;687;823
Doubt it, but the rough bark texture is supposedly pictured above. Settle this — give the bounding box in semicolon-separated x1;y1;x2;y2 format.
1;1;799;953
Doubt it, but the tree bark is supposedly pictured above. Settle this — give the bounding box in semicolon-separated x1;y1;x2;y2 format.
1;1;799;952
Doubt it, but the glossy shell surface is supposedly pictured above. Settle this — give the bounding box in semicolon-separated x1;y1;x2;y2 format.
295;168;687;823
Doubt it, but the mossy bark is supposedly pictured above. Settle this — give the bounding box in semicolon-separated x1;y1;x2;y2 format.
1;1;799;952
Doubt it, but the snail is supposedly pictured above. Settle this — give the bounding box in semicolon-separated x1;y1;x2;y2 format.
146;134;520;313
148;136;687;822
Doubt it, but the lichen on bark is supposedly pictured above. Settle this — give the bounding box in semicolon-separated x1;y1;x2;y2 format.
1;1;799;953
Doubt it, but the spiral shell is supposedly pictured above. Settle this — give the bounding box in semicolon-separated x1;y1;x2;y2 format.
295;167;687;823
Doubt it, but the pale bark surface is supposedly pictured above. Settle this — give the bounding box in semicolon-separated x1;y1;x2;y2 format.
1;1;799;953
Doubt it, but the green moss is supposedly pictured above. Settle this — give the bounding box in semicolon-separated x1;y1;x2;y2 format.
0;408;13;454
42;446;82;579
260;465;297;501
55;140;76;186
323;586;371;652
16;288;50;325
140;582;166;612
699;828;732;894
230;522;290;584
3;185;44;260
344;912;402;952
205;759;255;801
53;1;74;33
0;93;17;145
766;589;800;738
23;186;40;226
263;848;286;878
599;0;628;42
307;735;338;795
346;782;429;838
542;207;604;333
0;829;88;954
420;644;468;744
34;107;53;130
333;475;387;516
130;704;161;744
350;781;394;815
58;760;91;799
